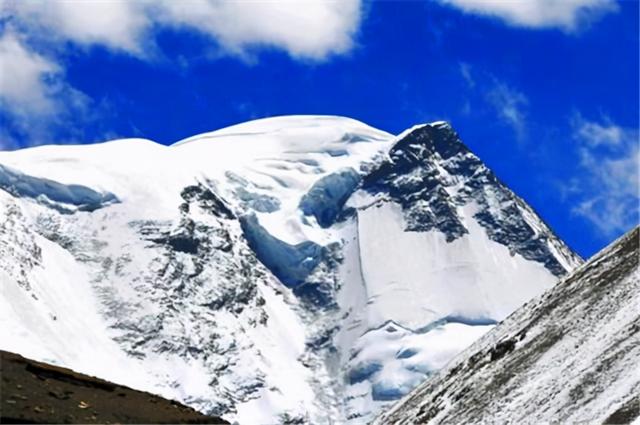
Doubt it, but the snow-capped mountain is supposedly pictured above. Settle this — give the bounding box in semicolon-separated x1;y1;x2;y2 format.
376;225;640;425
0;115;580;423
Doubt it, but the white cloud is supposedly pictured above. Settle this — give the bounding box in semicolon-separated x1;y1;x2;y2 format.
0;0;363;147
571;113;624;147
3;0;362;60
4;0;149;54
439;0;618;31
0;30;96;149
486;81;528;141
570;115;639;237
154;1;361;60
459;62;474;88
0;31;59;114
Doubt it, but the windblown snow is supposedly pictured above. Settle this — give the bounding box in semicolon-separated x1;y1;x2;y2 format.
0;115;582;423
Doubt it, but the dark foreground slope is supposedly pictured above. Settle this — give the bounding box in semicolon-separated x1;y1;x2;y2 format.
0;351;228;424
377;226;640;425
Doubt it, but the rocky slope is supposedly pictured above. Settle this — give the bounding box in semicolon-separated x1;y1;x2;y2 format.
377;226;640;425
0;116;581;423
1;350;228;424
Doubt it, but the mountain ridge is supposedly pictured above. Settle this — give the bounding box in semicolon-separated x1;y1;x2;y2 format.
0;115;582;423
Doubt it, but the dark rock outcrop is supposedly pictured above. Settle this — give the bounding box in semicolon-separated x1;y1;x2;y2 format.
0;350;228;424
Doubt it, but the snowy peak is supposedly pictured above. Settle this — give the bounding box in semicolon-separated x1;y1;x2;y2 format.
360;121;580;275
170;115;395;243
326;122;583;421
0;115;585;424
173;115;392;147
377;226;640;425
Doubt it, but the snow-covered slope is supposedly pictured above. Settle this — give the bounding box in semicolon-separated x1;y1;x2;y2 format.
0;115;581;423
376;226;640;425
331;122;581;421
0;179;323;424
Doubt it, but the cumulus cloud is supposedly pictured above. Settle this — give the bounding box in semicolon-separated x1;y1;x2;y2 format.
439;0;618;31
486;81;528;141
0;0;363;147
154;1;361;60
570;114;639;237
0;31;95;148
4;1;149;54
0;31;59;115
3;0;362;60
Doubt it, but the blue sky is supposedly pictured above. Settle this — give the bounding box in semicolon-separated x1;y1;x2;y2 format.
0;0;638;258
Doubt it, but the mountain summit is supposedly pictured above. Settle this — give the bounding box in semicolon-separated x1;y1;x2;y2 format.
0;116;580;423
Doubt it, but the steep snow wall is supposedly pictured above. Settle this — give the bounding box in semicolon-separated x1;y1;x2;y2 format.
377;226;640;425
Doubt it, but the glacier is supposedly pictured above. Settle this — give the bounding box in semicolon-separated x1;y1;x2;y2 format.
240;213;326;288
0;163;118;213
299;167;361;228
0;115;582;423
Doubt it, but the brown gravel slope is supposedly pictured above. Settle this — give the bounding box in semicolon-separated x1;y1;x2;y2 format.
0;350;229;424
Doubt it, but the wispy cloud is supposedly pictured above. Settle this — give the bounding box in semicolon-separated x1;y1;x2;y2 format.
486;80;529;141
439;0;617;32
459;62;475;88
571;113;625;147
455;64;529;141
569;113;639;237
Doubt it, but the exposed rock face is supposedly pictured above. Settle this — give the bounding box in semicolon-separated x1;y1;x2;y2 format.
362;122;579;276
376;226;640;425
